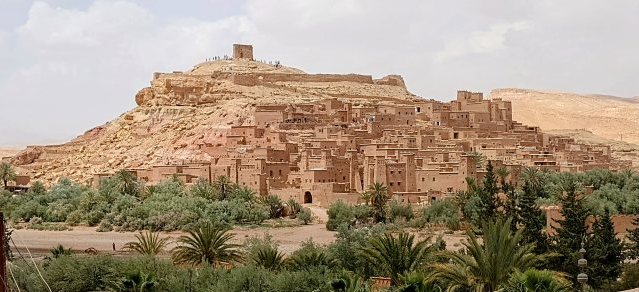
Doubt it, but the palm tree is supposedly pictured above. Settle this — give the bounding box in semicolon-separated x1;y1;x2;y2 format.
232;186;256;201
360;232;435;286
0;162;16;189
468;152;485;169
288;248;338;271
521;167;545;194
431;218;543;291
331;272;370;292
250;245;286;271
496;167;510;186
363;183;390;223
171;223;241;267
213;175;234;200
190;179;216;199
123;231;170;256
399;271;443;292
109;271;157;292
501;269;571;292
113;170;140;197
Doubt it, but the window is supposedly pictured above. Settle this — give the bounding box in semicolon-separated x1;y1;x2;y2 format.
432;177;436;181
390;171;394;174
279;170;282;175
397;182;401;186
389;182;394;186
422;177;425;182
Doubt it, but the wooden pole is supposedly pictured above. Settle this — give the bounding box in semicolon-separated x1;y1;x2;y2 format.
0;212;6;292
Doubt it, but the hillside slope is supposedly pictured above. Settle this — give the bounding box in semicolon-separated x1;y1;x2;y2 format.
491;88;639;145
10;58;418;184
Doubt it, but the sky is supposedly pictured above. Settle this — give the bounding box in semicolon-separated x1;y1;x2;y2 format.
0;0;638;147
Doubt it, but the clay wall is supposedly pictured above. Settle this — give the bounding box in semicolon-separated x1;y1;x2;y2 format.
460;101;491;114
546;206;639;236
416;169;467;195
230;73;374;87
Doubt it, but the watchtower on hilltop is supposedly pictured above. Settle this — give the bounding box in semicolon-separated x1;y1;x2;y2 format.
233;44;254;60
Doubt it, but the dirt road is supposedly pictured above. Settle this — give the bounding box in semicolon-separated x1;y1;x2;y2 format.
9;204;466;257
11;223;336;257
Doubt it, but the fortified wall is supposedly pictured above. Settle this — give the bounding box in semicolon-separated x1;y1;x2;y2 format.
135;44;406;106
137;72;406;106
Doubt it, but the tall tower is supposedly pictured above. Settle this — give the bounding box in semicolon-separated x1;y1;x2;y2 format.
233;44;254;60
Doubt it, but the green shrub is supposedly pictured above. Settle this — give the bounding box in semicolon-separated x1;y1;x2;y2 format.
328;224;387;276
96;220;113;232
298;208;312;225
388;200;414;223
326;200;355;231
287;198;302;218
416;199;461;230
263;195;284;219
614;263;639;291
288;239;337;272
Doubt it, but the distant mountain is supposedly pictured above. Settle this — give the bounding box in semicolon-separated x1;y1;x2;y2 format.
491;88;639;145
0;148;20;159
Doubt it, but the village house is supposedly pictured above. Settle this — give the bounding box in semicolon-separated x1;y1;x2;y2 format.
94;88;629;207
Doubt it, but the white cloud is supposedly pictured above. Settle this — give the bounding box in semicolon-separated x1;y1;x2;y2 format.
18;1;154;47
434;21;531;63
1;0;255;146
1;0;639;146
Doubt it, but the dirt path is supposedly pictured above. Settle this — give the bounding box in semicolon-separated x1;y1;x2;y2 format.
11;223;336;257
305;203;328;223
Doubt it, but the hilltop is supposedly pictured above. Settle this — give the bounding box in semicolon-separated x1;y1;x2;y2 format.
10;46;417;184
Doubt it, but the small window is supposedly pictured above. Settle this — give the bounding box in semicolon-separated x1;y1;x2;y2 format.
422;177;425;182
389;182;394;186
390;171;394;174
432;177;436;181
397;182;401;186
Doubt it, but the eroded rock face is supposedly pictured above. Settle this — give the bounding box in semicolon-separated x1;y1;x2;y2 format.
135;87;154;106
12;147;43;165
374;75;406;88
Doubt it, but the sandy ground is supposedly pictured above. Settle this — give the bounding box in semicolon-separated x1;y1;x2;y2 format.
11;223;336;257
11;205;335;256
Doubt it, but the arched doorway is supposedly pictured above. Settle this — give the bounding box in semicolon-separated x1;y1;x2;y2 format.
304;191;313;204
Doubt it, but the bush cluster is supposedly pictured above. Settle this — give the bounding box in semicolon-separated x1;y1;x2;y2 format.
0;175;303;231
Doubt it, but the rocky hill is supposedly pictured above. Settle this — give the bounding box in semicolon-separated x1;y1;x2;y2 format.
10;56;418;184
491;88;639;145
